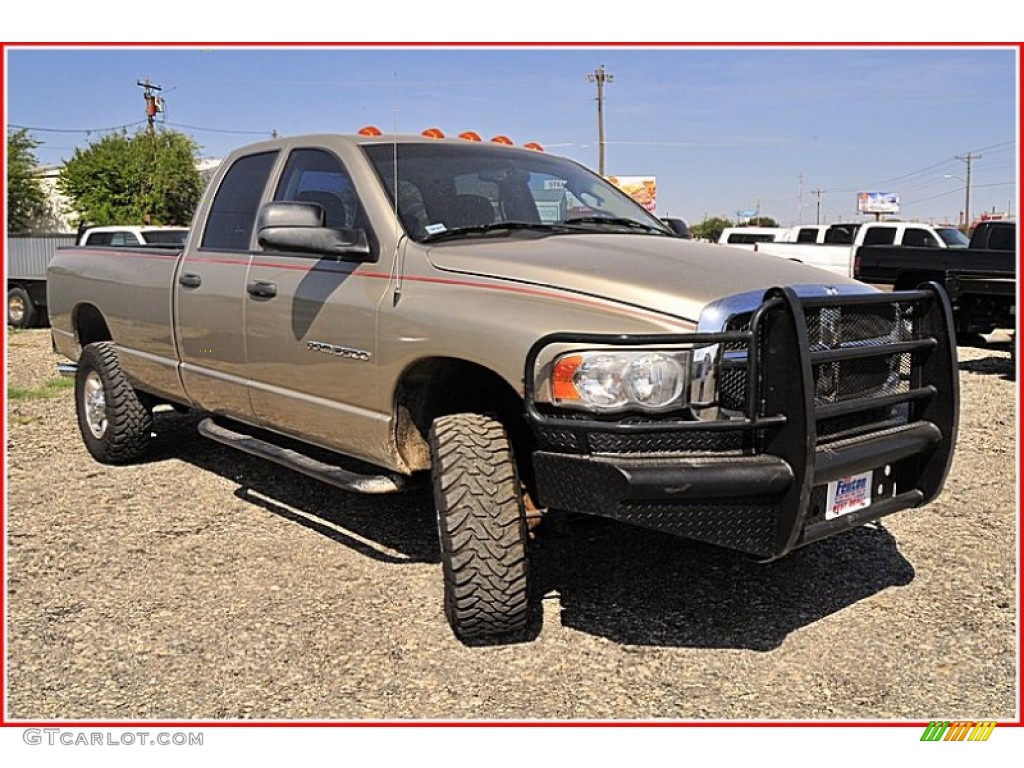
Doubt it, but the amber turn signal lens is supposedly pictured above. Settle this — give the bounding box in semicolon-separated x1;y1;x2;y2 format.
551;355;583;402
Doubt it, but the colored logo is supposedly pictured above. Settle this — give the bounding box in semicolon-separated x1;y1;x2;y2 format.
920;721;996;742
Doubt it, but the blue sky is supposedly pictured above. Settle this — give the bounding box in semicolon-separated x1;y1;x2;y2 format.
5;45;1018;226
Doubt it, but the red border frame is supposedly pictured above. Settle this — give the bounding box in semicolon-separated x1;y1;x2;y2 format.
1;40;1021;730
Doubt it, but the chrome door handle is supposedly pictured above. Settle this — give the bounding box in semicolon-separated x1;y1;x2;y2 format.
246;281;277;299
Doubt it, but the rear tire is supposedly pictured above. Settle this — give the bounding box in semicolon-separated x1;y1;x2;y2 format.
429;413;531;644
75;342;154;464
8;286;35;328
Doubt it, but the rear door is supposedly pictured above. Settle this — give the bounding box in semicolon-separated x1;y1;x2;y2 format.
175;150;278;418
244;147;390;462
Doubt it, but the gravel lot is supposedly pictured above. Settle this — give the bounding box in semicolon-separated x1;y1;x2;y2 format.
5;328;1017;721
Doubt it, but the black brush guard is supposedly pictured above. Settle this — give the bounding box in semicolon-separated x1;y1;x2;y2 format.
523;285;959;560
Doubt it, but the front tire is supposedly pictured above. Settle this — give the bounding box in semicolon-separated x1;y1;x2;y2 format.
8;286;36;328
429;413;531;644
75;342;154;464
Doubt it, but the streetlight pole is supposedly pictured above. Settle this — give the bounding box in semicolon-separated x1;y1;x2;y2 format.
586;65;613;176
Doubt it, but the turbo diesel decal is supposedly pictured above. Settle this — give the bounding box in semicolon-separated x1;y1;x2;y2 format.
305;341;372;362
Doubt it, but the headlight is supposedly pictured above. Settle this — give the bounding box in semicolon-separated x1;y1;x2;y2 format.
551;350;690;413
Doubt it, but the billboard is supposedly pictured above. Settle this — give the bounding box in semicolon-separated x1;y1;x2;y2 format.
857;191;900;215
607;176;656;212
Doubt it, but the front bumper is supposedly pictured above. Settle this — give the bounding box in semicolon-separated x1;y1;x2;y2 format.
524;285;958;560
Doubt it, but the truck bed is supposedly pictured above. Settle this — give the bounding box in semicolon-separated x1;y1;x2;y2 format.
854;245;1016;335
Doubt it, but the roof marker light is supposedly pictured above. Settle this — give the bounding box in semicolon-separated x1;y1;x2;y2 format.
421;128;446;139
358;125;382;136
523;142;544;152
458;131;482;142
490;135;513;145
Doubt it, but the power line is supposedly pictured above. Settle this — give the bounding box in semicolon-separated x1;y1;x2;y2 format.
8;120;147;134
8;119;271;138
903;180;1014;205
161;121;272;136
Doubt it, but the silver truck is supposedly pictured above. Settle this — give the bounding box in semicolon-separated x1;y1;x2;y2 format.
47;133;959;644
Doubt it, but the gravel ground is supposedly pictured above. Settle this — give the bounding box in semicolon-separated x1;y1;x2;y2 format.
4;328;1017;721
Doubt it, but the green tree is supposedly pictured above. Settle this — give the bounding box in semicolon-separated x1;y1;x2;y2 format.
746;216;779;228
690;216;734;243
6;129;50;233
58;129;202;226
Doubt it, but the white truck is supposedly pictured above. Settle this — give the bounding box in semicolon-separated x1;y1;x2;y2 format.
717;226;789;249
754;221;969;277
77;225;190;247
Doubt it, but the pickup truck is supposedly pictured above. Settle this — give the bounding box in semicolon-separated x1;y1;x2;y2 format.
854;219;1016;337
47;132;960;644
717;226;790;249
77;225;190;247
754;221;968;277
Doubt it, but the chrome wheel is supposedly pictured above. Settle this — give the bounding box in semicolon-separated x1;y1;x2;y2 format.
8;294;25;325
83;370;108;439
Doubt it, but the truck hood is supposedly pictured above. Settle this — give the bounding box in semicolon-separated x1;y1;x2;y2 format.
426;234;866;323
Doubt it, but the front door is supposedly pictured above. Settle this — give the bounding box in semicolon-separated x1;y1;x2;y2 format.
244;147;391;464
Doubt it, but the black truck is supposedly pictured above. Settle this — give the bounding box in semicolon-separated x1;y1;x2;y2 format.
854;220;1016;338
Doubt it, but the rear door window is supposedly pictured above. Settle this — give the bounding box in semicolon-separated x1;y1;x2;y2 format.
862;227;896;246
84;232;113;246
902;228;938;247
201;151;278;251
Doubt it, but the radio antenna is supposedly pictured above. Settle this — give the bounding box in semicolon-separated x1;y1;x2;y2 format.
392;71;405;306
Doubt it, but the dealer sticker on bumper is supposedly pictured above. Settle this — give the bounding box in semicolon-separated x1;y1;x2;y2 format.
825;471;872;520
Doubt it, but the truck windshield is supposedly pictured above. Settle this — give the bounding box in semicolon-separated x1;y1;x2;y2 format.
936;227;969;248
362;142;669;243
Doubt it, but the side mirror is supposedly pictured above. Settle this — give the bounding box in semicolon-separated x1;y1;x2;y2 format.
660;217;691;239
256;201;372;261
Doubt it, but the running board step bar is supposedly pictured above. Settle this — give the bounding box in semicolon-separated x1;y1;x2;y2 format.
198;418;406;495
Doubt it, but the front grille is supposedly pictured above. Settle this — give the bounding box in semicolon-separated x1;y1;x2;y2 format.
716;297;927;440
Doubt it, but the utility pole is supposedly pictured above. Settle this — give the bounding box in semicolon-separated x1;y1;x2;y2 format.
811;188;826;224
137;77;163;137
955;151;981;231
585;65;613;176
797;173;804;225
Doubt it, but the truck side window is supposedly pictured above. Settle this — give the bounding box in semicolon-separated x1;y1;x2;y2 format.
85;232;113;246
987;225;1014;251
273;149;360;230
796;228;818;243
201;151;278;251
110;232;131;247
903;228;937;247
825;225;857;244
862;227;896;246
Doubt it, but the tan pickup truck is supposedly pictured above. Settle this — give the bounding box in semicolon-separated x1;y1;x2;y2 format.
47;132;959;644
